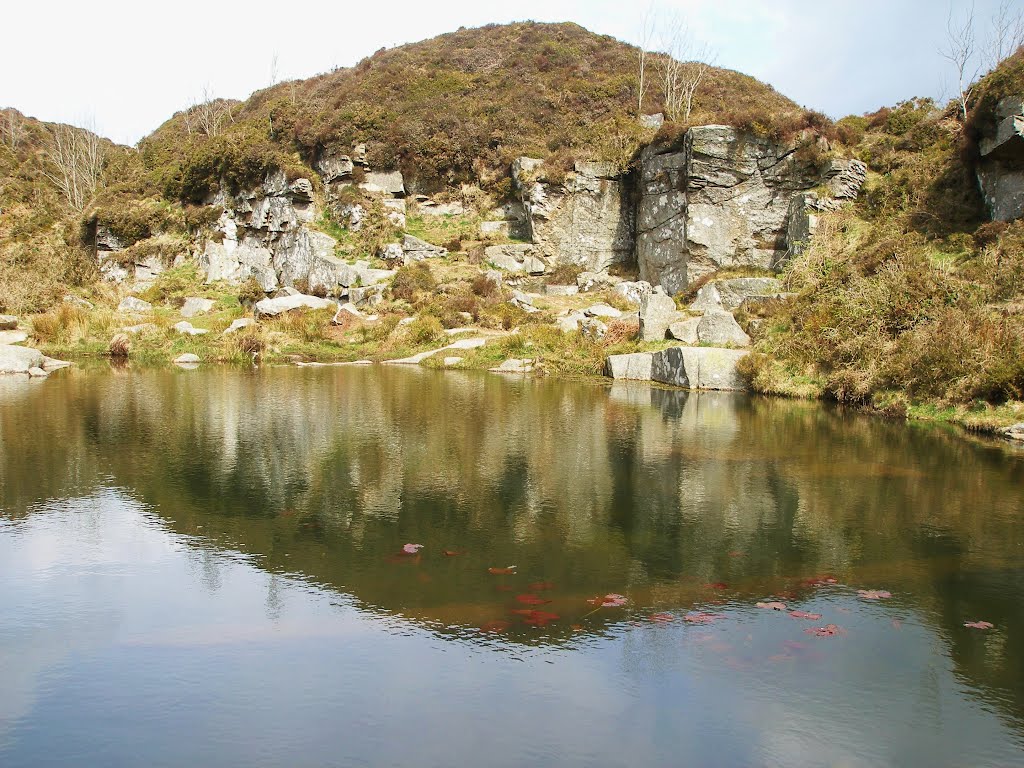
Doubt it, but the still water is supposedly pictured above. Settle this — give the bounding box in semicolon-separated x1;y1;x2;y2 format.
1;366;1022;767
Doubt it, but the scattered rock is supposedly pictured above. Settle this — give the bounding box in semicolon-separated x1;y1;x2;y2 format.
108;333;131;358
174;353;201;366
27;367;48;378
511;291;541;313
41;357;72;371
614;281;653;306
173;321;209;336
490;358;534;373
557;311;586;333
482;270;503;290
576;271;617;292
651;346;749;391
580;317;607;341
690;277;784;312
443;357;464;366
696;310;752;347
639;290;678;341
485;244;538;273
254;294;336;318
402;234;447;262
584;303;622;319
222;318;255;335
605;352;654;381
117;297;153;313
122;324;158;335
63;295;95;310
1002;423;1024;442
180;297;216;318
332;303;364;324
0;330;28;345
480;221;511;237
668;317;700;344
0;315;18;330
544;284;579;296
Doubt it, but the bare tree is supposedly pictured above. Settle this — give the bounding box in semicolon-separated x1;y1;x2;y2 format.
987;0;1024;68
637;6;657;117
270;52;279;87
186;85;233;138
939;2;980;120
43;120;104;212
1;110;25;152
656;13;715;123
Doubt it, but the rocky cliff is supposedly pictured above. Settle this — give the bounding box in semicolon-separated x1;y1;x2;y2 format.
512;126;866;294
976;96;1024;221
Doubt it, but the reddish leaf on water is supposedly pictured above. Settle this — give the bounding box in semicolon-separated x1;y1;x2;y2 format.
756;601;788;611
649;612;675;623
857;589;892;601
443;550;463;557
801;575;839;587
515;593;551;606
728;551;744;558
588;593;628;607
805;623;846;637
964;620;994;630
788;610;823;621
511;609;560;627
684;612;721;624
495;585;513;592
570;624;584;632
488;566;517;575
705;582;729;590
402;543;424;554
479;620;511;633
528;581;555;592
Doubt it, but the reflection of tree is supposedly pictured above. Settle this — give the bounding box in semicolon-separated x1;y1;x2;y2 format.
1;367;1023;726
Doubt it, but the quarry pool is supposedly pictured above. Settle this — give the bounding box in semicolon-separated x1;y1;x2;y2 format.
1;366;1022;767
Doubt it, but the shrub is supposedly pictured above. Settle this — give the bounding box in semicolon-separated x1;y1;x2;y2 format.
391;262;437;301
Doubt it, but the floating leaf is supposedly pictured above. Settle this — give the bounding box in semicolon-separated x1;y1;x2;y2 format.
705;582;729;590
488;566;517;575
570;624;584;632
857;589;892;601
801;575;839;587
805;623;845;637
479;620;510;633
964;621;994;630
528;581;555;592
788;610;823;621
495;585;513;592
756;601;788;611
443;550;462;557
587;593;628;607
515;593;551;606
402;543;424;554
684;612;721;624
511;609;560;627
649;612;674;623
728;551;744;558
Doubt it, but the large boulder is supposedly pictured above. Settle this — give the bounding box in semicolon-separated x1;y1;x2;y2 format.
651;346;749;391
690;277;784;312
638;290;677;341
0;344;45;374
513;157;634;272
254;294;336;318
605;352;654;381
696;310;751;347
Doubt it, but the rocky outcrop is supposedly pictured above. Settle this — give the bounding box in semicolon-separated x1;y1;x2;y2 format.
689;277;784;312
651;346;749;391
254;293;336;318
513;158;634;272
977;96;1024;222
636;126;866;294
605;352;654;381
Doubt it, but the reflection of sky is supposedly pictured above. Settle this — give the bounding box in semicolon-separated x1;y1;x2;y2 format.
1;493;1021;767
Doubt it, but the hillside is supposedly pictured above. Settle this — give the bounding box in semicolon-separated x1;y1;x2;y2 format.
140;22;809;202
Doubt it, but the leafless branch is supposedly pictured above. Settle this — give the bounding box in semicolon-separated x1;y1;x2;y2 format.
939;2;980;120
42;120;104;212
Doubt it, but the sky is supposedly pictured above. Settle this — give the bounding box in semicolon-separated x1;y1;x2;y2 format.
0;0;1019;145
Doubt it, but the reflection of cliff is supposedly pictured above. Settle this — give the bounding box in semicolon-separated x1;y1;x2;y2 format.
1;367;1023;722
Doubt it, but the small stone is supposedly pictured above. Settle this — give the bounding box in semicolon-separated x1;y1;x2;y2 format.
222;318;255;335
443;357;464;367
580;318;607;340
174;353;201;365
27;367;48;378
117;297;153;313
584;303;622;319
490;358;534;373
180;297;216;318
173;321;209;336
0;314;18;330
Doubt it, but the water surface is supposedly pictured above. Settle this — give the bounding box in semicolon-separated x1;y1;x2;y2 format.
1;367;1023;767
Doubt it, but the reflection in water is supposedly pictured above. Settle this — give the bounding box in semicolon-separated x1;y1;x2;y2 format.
1;367;1023;767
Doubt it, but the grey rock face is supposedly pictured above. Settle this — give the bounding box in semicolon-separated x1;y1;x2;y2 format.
362;171;406;197
614;281;653;306
977;99;1024;222
651;346;749;390
696;310;751;347
117;297;153;313
605;352;654;381
513;157;633;272
584;303;622;319
485;244;539;273
636;127;865;294
576;271;617;292
668;317;700;344
689;277;784;312
402;235;447;262
639;290;678;341
180;297;216;318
